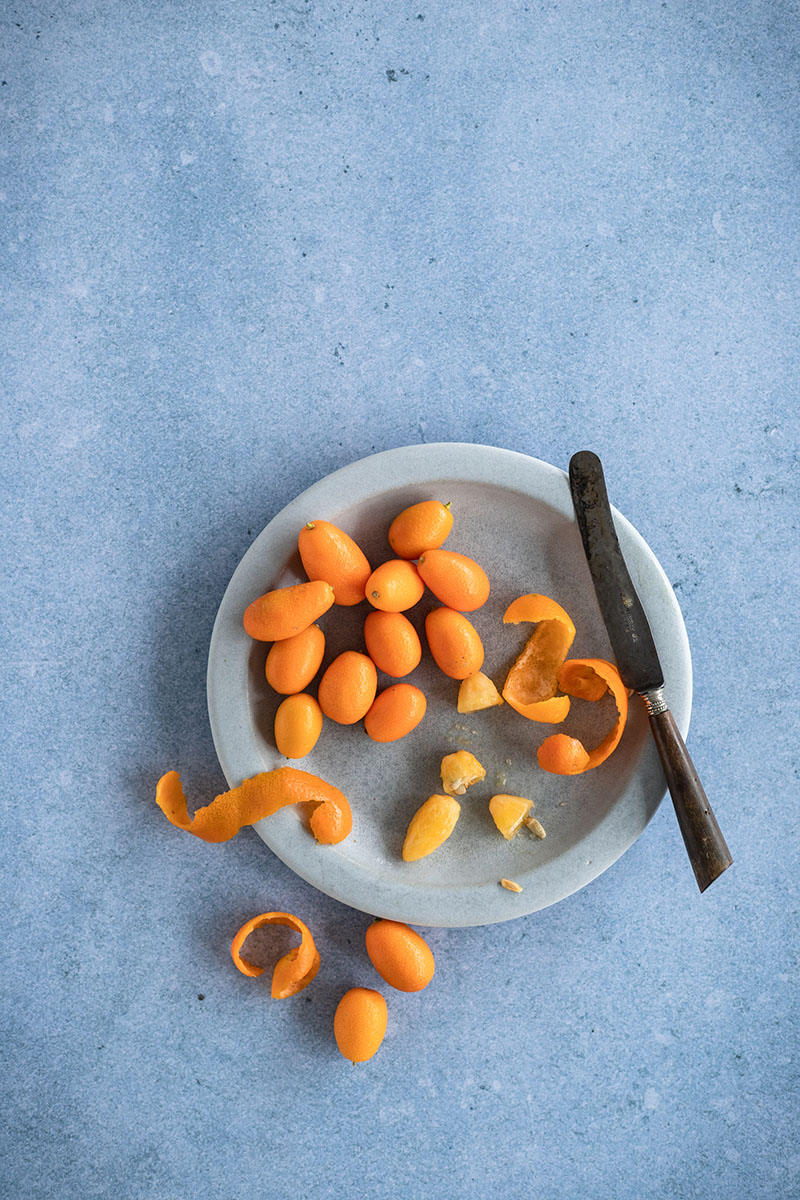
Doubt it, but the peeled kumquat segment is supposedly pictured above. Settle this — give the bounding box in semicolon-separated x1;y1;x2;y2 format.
542;658;630;771
425;607;484;680
388;500;453;560
502;593;576;723
274;693;323;759
440;750;486;795
298;520;371;607
155;766;352;844
364;684;427;743
363;610;422;677
334;988;388;1063
417;549;490;612
243;580;334;642
230;911;320;999
457;671;504;713
489;794;533;839
365;920;435;992
265;623;326;694
366;560;425;612
402;794;461;862
317;651;377;724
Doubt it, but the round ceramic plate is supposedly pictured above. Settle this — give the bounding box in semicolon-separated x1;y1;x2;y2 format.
207;444;691;927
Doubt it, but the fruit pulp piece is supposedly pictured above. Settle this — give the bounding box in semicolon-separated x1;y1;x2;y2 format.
402;794;461;862
440;750;486;796
457;671;504;714
489;794;533;839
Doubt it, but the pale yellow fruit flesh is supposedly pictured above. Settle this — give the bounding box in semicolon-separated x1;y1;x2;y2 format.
402;794;461;861
457;671;504;714
489;794;533;840
440;750;486;796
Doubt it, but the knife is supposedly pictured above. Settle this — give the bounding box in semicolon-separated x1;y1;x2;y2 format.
568;451;732;892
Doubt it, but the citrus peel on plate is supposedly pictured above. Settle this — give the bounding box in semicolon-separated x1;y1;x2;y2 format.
230;911;320;998
155;766;352;844
501;593;576;723
537;658;629;775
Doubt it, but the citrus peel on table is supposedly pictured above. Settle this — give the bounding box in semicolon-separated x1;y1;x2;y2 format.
230;911;320;998
537;658;629;775
155;766;352;844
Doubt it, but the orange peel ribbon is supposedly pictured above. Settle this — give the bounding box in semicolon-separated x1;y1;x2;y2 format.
231;912;320;998
537;658;629;774
155;766;352;844
501;594;576;723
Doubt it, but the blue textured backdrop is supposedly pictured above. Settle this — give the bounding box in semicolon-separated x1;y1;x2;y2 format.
3;2;798;1197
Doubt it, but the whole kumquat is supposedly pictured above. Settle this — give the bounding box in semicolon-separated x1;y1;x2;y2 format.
365;919;435;992
317;651;377;724
425;607;484;679
366;559;425;612
298;519;371;607
334;988;388;1063
274;693;323;759
243;580;334;642
364;683;427;743
416;549;490;612
388;500;453;560
265;623;326;694
363;610;422;677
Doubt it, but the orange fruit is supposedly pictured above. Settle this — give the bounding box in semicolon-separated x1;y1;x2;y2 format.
243;580;334;642
317;651;377;724
425;607;484;679
274;693;323;758
388;500;453;559
334;987;388;1063
366;559;425;612
416;549;490;612
364;683;426;743
502;593;576;723
363;610;422;677
265;624;325;694
365;920;435;992
402;794;461;861
536;733;591;775
298;520;371;607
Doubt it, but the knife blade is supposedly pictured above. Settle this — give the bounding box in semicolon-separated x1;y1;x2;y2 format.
568;450;732;892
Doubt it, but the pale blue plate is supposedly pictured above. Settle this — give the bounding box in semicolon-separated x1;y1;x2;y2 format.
208;444;691;926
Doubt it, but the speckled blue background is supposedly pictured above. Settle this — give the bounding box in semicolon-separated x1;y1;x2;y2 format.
3;1;798;1197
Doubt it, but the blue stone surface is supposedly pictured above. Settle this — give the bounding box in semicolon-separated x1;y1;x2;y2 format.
3;2;798;1197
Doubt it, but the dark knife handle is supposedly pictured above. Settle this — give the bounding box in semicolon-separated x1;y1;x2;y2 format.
648;707;732;891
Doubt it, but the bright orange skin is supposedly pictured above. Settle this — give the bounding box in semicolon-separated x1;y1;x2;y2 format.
417;550;490;612
388;501;453;560
155;767;351;844
366;560;425;612
265;624;325;694
536;733;591;775
365;920;435;992
274;693;323;758
425;607;484;680
317;651;377;724
243;580;334;642
230;912;320;999
334;988;388;1063
364;684;426;743
298;520;371;607
363;610;422;677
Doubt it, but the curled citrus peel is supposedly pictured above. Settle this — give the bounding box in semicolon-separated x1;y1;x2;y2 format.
537;658;629;775
231;912;320;998
155;766;352;844
502;594;576;723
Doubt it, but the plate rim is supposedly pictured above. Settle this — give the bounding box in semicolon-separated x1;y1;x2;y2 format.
207;443;692;927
